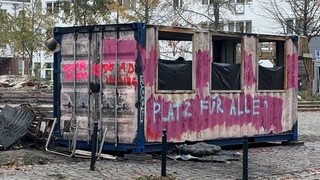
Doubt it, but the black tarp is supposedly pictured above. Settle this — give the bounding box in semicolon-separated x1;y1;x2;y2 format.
211;62;241;90
258;65;284;90
158;58;192;90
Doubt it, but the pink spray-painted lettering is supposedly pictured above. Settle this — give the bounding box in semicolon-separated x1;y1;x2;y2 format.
62;60;88;81
62;61;137;86
103;62;137;87
146;94;283;141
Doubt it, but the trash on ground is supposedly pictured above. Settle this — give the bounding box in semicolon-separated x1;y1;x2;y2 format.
169;142;241;163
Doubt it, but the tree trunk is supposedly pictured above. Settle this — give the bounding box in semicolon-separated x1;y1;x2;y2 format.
213;2;220;30
145;1;149;23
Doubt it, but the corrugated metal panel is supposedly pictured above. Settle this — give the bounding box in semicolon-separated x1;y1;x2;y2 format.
59;26;138;145
0;105;35;148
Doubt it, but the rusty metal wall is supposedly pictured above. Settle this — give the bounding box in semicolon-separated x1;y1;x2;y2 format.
59;28;138;145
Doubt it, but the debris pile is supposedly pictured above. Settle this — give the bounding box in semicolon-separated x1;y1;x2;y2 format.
0;75;52;91
0;105;35;149
0;75;35;89
170;142;241;163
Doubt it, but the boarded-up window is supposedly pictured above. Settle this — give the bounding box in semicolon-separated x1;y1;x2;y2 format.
158;30;193;91
212;36;242;90
212;62;240;90
158;59;192;90
258;40;285;90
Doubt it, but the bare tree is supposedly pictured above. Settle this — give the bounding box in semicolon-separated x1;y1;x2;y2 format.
259;0;320;42
106;0;170;24
161;0;241;30
259;0;320;96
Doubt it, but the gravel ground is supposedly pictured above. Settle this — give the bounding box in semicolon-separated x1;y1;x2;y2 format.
0;111;319;180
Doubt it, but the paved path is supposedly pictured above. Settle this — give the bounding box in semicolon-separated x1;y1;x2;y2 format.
0;111;320;180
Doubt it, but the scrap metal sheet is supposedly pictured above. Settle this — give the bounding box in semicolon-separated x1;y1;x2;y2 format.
0;105;35;149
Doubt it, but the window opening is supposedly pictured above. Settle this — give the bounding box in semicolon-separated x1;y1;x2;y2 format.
173;0;183;8
258;40;285;90
286;19;294;34
157;31;193;91
211;37;242;90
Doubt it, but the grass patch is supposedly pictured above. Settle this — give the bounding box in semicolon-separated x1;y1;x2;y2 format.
21;155;49;165
47;173;67;179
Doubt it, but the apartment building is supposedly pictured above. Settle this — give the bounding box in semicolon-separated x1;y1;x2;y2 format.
0;0;29;75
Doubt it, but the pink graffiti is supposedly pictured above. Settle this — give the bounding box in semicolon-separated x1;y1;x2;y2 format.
139;45;157;87
105;75;138;86
146;94;283;141
62;60;88;81
287;54;298;89
243;51;256;87
102;62;137;86
196;50;211;97
62;61;137;86
103;38;137;62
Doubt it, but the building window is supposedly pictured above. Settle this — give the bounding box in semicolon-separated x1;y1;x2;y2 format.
45;63;53;69
173;0;183;8
236;22;244;32
235;4;244;14
295;18;304;35
18;60;23;75
286;19;294;34
245;21;252;33
47;2;59;14
228;21;251;33
202;0;213;5
47;3;53;13
45;69;53;80
228;22;235;32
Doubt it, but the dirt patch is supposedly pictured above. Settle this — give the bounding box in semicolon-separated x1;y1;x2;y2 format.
135;174;177;180
299;134;320;143
0;148;70;167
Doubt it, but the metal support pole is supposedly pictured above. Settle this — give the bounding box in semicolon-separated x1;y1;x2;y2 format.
90;121;98;170
243;135;248;180
161;129;167;177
